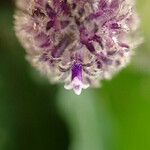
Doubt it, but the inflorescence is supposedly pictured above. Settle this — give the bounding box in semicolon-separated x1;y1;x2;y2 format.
14;0;142;95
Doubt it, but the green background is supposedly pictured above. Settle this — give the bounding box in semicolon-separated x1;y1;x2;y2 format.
0;0;150;150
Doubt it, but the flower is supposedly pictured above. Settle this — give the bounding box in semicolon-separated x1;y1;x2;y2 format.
14;0;142;95
64;63;89;95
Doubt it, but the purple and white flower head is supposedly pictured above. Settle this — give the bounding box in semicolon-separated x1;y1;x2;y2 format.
14;0;142;95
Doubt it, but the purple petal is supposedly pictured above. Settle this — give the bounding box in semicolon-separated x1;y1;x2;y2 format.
52;36;70;58
45;3;56;18
46;20;55;30
72;63;82;81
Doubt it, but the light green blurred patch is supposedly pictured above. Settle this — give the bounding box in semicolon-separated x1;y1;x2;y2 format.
99;69;150;150
132;0;150;74
56;89;104;150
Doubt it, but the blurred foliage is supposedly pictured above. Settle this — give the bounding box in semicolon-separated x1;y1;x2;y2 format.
0;1;69;150
0;0;150;150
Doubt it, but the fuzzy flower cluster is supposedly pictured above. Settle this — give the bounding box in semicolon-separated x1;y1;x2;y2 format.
15;0;142;95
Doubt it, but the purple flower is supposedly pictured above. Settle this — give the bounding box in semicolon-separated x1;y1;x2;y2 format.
14;0;142;95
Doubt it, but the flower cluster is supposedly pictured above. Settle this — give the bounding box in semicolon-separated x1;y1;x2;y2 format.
14;0;142;95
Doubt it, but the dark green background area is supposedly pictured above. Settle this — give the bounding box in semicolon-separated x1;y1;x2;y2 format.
0;1;150;150
0;1;69;150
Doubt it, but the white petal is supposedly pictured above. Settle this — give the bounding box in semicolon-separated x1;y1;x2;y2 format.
73;86;82;95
